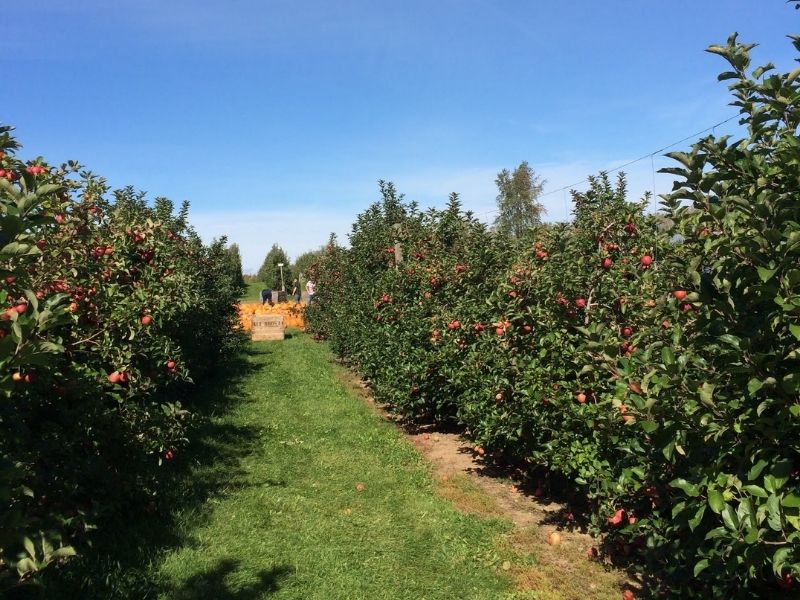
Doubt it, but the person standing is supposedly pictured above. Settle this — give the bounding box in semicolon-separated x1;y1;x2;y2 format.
291;279;301;304
305;279;316;304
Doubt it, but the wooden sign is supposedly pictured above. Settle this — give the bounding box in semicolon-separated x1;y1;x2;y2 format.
251;315;285;341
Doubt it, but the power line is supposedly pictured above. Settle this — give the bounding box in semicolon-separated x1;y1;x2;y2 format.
479;113;740;217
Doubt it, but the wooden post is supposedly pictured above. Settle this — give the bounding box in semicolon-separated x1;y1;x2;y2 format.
392;223;403;270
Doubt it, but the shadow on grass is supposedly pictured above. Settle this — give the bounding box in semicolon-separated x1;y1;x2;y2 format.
34;345;290;600
163;559;293;600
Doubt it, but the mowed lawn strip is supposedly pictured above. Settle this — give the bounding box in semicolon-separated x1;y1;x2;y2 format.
156;333;514;600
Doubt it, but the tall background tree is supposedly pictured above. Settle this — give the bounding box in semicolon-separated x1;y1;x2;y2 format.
292;246;325;280
223;242;246;290
492;161;545;239
257;243;293;291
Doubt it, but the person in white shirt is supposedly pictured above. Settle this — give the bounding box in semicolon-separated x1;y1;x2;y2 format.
305;279;316;304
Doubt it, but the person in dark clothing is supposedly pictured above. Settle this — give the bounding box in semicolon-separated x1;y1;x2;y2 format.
260;288;273;305
291;279;301;304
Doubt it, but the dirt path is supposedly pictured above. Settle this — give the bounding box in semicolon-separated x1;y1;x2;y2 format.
409;430;558;529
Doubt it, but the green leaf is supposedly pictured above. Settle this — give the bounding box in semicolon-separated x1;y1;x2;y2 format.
32;183;63;197
748;459;769;481
708;488;725;514
767;494;783;531
721;504;739;531
742;484;768;498
640;420;658;434
747;378;763;395
757;266;777;282
744;527;760;544
15;558;37;576
704;526;728;540
717;70;740;81
718;334;740;348
693;558;710;577
773;547;792;576
790;323;800;341
782;493;800;508
0;241;40;258
50;546;76;560
738;497;756;528
670;478;701;497
765;462;791;493
689;504;706;531
23;536;35;559
661;346;675;365
698;382;715;407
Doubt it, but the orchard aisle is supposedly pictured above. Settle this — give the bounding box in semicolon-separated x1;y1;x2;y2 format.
154;333;513;600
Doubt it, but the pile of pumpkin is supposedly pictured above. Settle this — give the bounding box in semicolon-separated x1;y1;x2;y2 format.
238;301;306;330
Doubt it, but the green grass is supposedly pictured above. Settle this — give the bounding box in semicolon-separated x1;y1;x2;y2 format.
42;333;516;599
241;282;264;302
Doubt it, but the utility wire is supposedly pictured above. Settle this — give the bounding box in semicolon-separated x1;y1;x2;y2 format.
479;113;740;217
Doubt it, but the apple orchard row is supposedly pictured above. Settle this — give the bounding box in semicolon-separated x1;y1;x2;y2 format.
0;125;244;588
304;37;800;600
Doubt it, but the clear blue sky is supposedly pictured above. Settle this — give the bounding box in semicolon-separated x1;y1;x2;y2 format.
3;1;797;272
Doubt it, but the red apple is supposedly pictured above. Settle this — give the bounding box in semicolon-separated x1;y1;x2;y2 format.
672;290;687;301
108;371;122;384
640;255;653;268
779;573;795;590
608;509;626;526
574;297;586;309
141;315;152;326
602;258;613;269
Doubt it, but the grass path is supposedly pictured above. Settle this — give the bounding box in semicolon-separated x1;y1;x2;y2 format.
41;332;628;599
153;334;515;599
